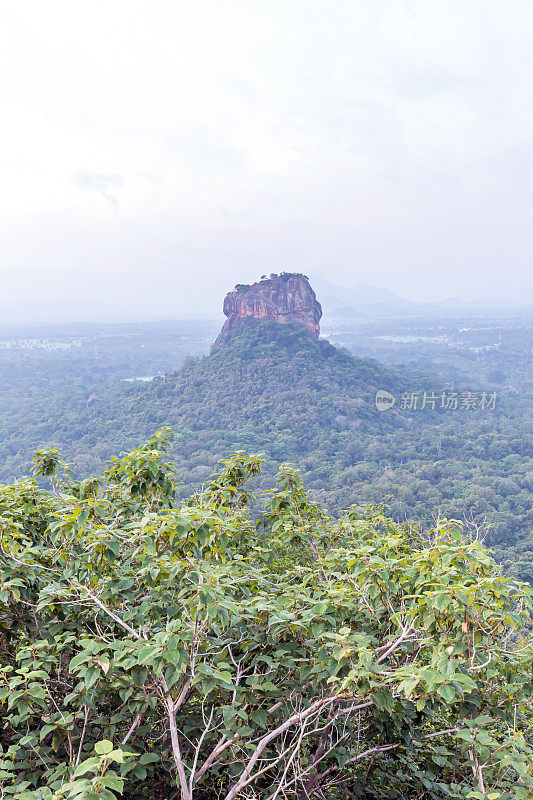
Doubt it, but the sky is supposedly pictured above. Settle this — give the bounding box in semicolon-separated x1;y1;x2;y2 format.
1;0;532;321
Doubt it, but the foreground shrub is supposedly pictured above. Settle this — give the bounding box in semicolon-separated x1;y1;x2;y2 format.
0;432;531;799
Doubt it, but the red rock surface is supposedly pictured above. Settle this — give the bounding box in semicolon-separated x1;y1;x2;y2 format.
214;274;322;346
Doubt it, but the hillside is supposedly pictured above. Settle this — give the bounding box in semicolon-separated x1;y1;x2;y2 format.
0;318;529;581
124;321;531;580
140;320;410;454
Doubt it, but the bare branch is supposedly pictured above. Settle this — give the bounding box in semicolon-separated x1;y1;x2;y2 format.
375;623;417;664
223;694;344;800
189;706;214;794
121;713;142;746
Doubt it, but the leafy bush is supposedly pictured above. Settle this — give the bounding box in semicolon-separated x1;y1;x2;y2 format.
0;434;532;799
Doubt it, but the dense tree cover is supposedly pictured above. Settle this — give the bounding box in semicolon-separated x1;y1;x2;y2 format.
0;319;219;480
1;433;532;799
324;315;532;391
135;323;532;579
0;319;530;581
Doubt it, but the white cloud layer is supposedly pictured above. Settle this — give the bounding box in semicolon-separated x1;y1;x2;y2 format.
0;0;532;319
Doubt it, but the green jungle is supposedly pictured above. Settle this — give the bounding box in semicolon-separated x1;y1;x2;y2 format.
0;309;531;799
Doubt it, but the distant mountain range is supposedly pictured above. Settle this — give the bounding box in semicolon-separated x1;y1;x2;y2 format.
2;274;529;325
311;279;531;320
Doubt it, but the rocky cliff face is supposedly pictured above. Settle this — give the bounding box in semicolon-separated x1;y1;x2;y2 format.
214;274;322;346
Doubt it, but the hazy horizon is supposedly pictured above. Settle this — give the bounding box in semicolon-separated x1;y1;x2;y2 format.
0;272;529;326
1;1;533;321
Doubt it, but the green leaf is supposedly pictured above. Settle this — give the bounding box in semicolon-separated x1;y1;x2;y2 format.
73;756;100;777
139;753;159;765
434;593;451;611
451;672;477;689
106;538;121;556
137;645;158;664
95;739;114;755
372;689;394;712
100;774;125;791
69;653;89;671
251;709;267;727
437;684;456;703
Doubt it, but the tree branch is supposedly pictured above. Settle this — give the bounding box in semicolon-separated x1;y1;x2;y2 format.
223;695;341;800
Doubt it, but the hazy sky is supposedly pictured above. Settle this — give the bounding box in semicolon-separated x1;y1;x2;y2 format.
1;0;532;320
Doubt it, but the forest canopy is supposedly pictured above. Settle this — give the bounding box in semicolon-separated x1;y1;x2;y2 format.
0;320;530;582
0;432;532;799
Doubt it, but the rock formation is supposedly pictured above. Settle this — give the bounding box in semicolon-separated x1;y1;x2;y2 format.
214;273;322;346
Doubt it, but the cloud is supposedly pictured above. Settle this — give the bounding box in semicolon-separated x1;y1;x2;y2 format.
72;170;124;207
